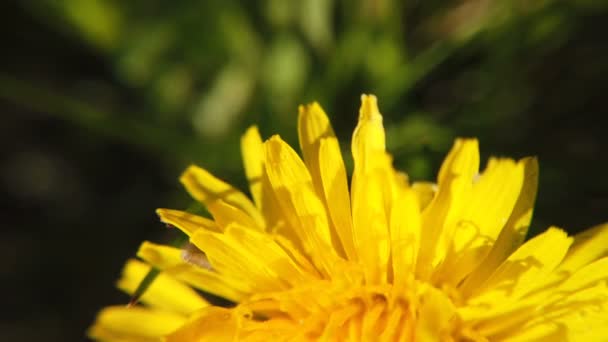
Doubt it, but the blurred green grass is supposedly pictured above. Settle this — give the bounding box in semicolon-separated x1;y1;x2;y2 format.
1;1;607;341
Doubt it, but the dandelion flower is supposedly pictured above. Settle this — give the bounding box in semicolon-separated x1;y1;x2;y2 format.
90;95;608;341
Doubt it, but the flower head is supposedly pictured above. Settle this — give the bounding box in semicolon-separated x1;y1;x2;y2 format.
90;95;608;341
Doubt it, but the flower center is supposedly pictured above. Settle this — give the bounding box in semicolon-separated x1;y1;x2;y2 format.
240;279;459;340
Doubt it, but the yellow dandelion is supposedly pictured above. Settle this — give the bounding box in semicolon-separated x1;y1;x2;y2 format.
90;95;608;341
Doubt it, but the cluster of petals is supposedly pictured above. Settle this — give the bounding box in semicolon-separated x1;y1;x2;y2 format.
91;95;608;341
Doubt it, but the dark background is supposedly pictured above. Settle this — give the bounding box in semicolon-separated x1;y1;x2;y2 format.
1;1;607;340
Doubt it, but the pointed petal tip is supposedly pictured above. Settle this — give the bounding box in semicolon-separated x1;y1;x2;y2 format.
265;134;282;144
137;241;159;261
359;94;382;121
242;125;260;138
298;101;322;113
454;137;479;147
298;102;327;126
241;126;263;151
178;164;199;184
155;208;179;229
263;135;285;159
360;93;377;102
545;226;570;239
310;101;323;111
519;155;539;171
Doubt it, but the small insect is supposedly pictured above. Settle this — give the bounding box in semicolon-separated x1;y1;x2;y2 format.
181;242;213;270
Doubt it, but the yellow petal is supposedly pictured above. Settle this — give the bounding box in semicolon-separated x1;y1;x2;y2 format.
496;322;563;341
164;307;239;342
538;282;608;342
559;222;608;272
390;189;421;287
180;165;264;230
351;94;386;172
156;208;219;236
297;102;334;198
319;137;356;261
117;259;207;315
438;158;525;286
493;270;608;341
437;138;479;186
137;241;248;302
350;94;391;284
473;263;607;341
411;181;436;210
259;169;287;234
346;314;363;341
468;227;573;304
189;223;314;292
241;317;302;341
206;200;261;232
352;159;392;284
416;173;469;280
415;139;479;281
318;303;361;340
461;158;524;239
89;306;185;341
299;102;355;260
460;157;538;295
361;300;387;341
264;135;338;276
459;257;608;339
415;285;456;342
419;139;478;278
558;257;608;293
272;234;320;277
379;305;406;342
240;126;264;209
241;126;285;233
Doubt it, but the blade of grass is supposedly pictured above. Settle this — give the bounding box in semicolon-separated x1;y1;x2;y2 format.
0;75;197;163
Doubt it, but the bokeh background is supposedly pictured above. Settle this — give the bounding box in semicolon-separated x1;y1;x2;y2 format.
1;0;607;340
